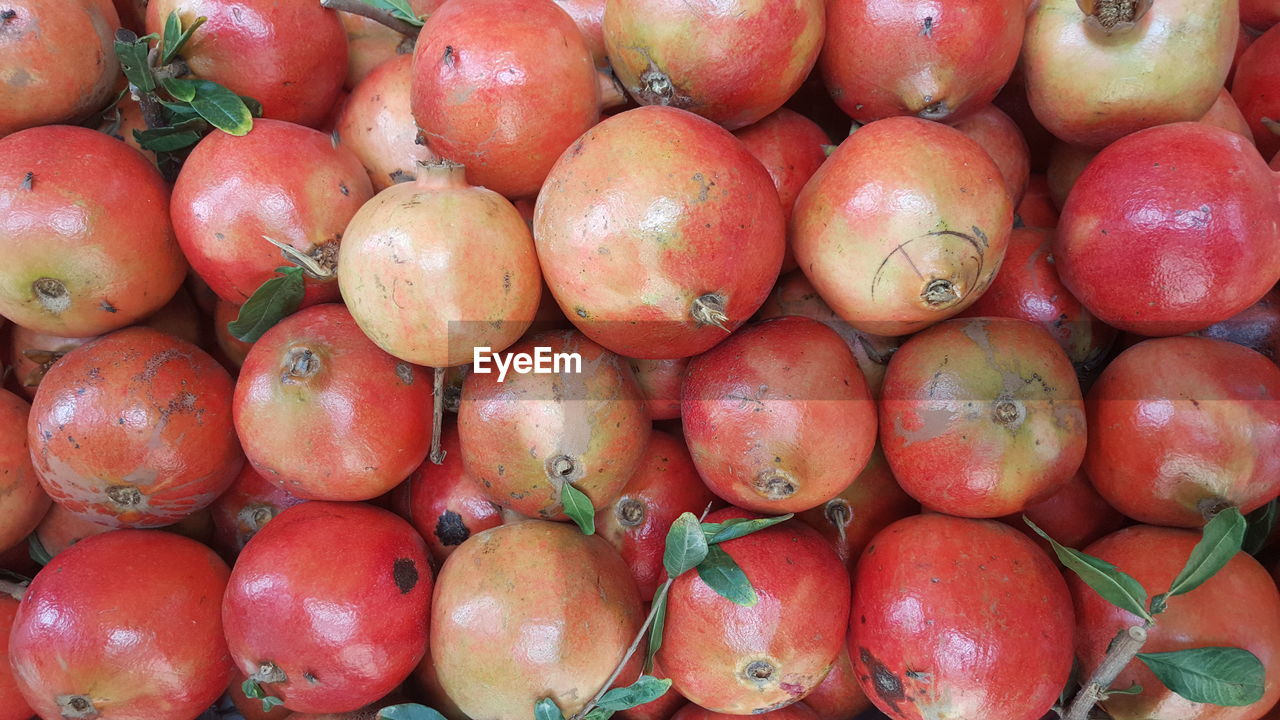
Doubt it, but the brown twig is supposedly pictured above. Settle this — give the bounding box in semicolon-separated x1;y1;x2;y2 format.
568;581;671;720
430;367;446;464
319;0;422;38
1063;625;1149;720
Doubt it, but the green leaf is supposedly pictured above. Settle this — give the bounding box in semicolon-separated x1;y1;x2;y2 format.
1167;507;1246;597
377;704;449;720
27;534;52;566
1243;499;1277;556
663;512;708;578
159;99;203;120
703;514;793;545
1137;647;1265;707
1024;516;1153;622
190;80;253;135
696;545;757;607
1105;683;1144;696
534;698;566;720
645;584;668;673
162;76;198;102
561;482;595;535
241;678;264;699
583;709;614;720
161;11;206;64
362;0;427;25
596;676;672;711
113;32;157;93
133;127;202;153
240;95;265;118
261;696;285;712
227;266;305;343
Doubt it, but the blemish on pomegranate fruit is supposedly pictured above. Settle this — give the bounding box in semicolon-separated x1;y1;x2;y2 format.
920;17;934;37
395;363;414;385
99;300;117;313
435;510;471;547
32;277;70;314
19;170;33;190
443;45;455;66
393;557;419;593
860;648;906;707
339;182;349;196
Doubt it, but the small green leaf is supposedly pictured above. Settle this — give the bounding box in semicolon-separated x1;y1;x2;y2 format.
133;128;202;153
1105;683;1144;696
159;99;203;120
1149;593;1168;616
377;704;449;720
704;514;793;545
596;676;672;711
663;513;708;578
241;678;264;699
1137;647;1265;707
1243;499;1277;556
583;709;614;720
1024;516;1153;622
113;31;157;93
534;698;566;720
1167;506;1246;597
190;80;254;135
362;0;427;25
561;482;595;535
645;584;668;673
227;266;305;343
161;11;206;64
261;696;286;712
696;545;757;607
162;76;198;102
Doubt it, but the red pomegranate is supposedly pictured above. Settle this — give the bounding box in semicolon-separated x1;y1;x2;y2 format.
1072;526;1280;720
1000;469;1127;552
458;330;651;520
534;106;786;358
851;514;1074;720
596;431;718;600
670;703;819;720
0;390;49;554
224;502;432;714
603;0;824;130
820;0;1024;124
553;0;607;66
957;227;1117;378
171;118;374;307
0;0;120;137
338;0;442;89
28;327;242;527
880;317;1087;518
660;510;849;714
1199;87;1257;142
335;54;437;192
1024;0;1238;148
411;0;606;198
30;502;113;559
628;357;689;421
1192;287;1280;361
338;160;542;368
0;125;185;337
146;0;348;127
10;531;233;720
0;589;34;720
1017;175;1060;229
1055;123;1280;336
952;104;1032;205
1085;336;1280;527
431;520;643;719
1234;23;1280;161
209;463;307;558
682;317;877;514
792;117;1013;337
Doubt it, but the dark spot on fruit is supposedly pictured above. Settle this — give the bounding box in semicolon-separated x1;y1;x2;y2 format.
920;16;933;36
389;169;413;184
393;558;419;593
860;649;905;707
339;182;349;196
304;672;319;684
395;363;414;385
443;45;455;66
575;307;588;318
19;171;33;190
435;510;470;547
100;300;117;313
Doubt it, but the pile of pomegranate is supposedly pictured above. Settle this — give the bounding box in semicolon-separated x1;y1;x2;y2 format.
2;0;1280;719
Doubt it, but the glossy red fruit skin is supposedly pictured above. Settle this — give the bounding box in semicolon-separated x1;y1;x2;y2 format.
1017;175;1059;229
1193;287;1280;361
335;54;436;192
171;118;374;306
850;514;1074;720
411;0;601;199
1074;526;1280;720
29;327;243;527
0;126;186;338
1057;123;1280;336
0;593;35;720
209;463;307;559
880;317;1086;518
1234;24;1280;161
146;0;348;128
0;390;51;553
0;0;120;137
533;106;786;359
596;431;718;600
1085;336;1280;527
224;502;432;714
670;702;820;720
952;104;1031;205
659;510;850;714
958;227;1117;378
627;357;689;421
820;0;1024;124
10;531;233;720
396;422;502;565
603;0;825;130
801;647;870;720
683;317;877;514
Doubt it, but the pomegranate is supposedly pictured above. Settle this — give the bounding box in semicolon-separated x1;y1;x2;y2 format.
1055;123;1280;336
1046;141;1098;210
171;118;374;307
952;104;1032;205
851;514;1074;720
209;463;307;558
0;589;34;720
338;160;542;367
682;317;877;514
1233;23;1280;161
335;54;437;192
957;227;1117;378
1192;287;1280;360
756;271;901;398
660;510;849;714
820;0;1024;123
224;502;432;714
458;330;651;520
146;0;348;127
29;327;242;527
30;502;113;558
1017;175;1060;228
802;647;871;720
10;531;233;719
1199;87;1257;142
554;0;607;66
0;125;186;337
670;703;819;720
596;431;719;600
1023;0;1238;148
792;116;1013;337
214;299;255;371
534;106;786;358
1000;469;1127;552
6;328;88;400
411;0;607;198
0;390;48;553
628;357;689;421
1085;336;1280;527
603;0;824;130
0;0;120;137
338;0;441;88
1073;526;1280;719
795;446;919;569
880;317;1087;518
431;519;643;719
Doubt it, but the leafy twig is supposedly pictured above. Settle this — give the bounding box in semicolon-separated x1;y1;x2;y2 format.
1063;625;1149;720
320;0;423;37
568;582;671;720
